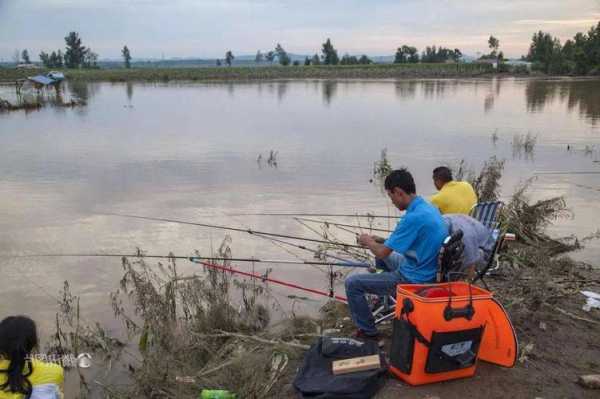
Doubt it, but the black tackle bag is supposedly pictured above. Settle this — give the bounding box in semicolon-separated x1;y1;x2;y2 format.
293;337;387;399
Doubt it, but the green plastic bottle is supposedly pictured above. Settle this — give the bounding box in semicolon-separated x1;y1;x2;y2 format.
200;389;236;399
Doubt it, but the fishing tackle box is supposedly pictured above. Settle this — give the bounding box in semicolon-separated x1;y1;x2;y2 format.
389;282;517;385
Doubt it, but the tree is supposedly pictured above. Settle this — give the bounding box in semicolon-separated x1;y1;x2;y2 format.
304;56;311;66
274;43;290;66
12;49;20;64
225;50;234;66
56;50;64;67
395;45;418;63
64;31;86;68
265;51;275;64
311;53;321;65
358;55;372;64
527;30;562;73
21;49;31;64
122;45;132;68
49;51;59;67
321;38;339;65
452;48;462;62
340;54;359;65
216;59;222;66
39;51;50;67
488;35;500;57
394;47;406;63
255;50;264;64
292;60;300;66
82;48;98;68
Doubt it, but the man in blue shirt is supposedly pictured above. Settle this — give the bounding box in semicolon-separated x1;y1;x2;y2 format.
345;168;448;339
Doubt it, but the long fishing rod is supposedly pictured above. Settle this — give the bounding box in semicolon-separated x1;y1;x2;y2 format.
102;212;364;249
12;253;368;268
227;212;401;219
295;217;394;234
192;259;347;302
15;254;349;302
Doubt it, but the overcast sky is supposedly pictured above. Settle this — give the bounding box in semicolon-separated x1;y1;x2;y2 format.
1;0;599;61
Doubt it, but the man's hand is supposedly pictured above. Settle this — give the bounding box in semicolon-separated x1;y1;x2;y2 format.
358;233;375;247
358;234;393;259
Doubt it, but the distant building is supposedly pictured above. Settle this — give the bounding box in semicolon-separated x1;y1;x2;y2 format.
475;59;498;69
505;60;532;70
16;63;40;70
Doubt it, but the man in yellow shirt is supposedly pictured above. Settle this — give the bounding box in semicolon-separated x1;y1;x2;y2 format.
430;166;477;214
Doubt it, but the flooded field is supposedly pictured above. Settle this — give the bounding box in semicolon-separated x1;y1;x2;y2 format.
1;77;599;339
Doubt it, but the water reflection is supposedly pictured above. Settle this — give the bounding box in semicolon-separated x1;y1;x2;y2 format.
322;80;337;105
525;79;600;123
394;80;417;99
126;82;133;101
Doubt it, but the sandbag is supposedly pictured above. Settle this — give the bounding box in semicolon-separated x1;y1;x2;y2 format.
293;337;387;399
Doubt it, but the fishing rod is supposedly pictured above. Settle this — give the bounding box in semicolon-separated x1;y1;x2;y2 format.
227;212;401;219
102;212;364;249
14;253;349;302
191;259;348;302
12;253;369;268
294;217;394;234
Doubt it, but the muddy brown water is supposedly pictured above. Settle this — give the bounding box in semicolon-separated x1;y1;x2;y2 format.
1;77;599;349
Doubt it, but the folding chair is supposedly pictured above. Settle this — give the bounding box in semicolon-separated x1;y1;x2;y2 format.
371;229;466;325
469;201;504;230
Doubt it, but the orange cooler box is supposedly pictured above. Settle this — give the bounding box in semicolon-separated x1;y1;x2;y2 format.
389;282;517;385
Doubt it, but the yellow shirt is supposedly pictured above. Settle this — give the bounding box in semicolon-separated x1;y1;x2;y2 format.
0;359;63;399
430;181;478;215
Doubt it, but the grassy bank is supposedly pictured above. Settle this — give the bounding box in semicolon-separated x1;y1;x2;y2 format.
0;63;494;82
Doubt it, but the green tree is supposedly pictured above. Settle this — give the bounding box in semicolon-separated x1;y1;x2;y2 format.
21;49;31;64
255;50;264;64
358;55;372;64
304;56;311;66
527;31;562;73
64;31;86;68
394;47;406;63
274;43;290;66
265;51;275;64
321;38;339;65
225;50;234;66
488;35;500;57
56;50;64;67
39;51;50;67
122;45;132;68
395;45;418;63
216;59;222;66
340;54;359;65
311;53;321;65
82;48;98;68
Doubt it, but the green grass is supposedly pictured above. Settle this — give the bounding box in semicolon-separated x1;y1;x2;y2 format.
0;63;494;83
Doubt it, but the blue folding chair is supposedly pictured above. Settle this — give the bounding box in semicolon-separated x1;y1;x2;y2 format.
469;201;515;288
469;201;504;230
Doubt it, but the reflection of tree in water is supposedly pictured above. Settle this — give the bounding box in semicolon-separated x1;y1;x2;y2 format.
67;81;99;102
322;80;337;105
421;80;459;99
277;81;288;102
126;82;133;101
525;80;600;124
394;80;417;99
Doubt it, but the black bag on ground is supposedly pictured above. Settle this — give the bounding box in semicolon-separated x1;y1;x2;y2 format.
293;337;387;399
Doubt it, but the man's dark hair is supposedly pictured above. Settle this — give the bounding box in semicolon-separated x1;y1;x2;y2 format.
384;168;416;194
433;166;453;183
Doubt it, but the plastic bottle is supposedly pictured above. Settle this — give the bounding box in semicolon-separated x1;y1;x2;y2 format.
200;389;236;399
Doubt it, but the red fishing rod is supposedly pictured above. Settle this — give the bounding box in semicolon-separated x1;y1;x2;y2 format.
191;258;348;302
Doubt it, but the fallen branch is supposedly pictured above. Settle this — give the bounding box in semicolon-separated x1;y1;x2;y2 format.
554;306;600;325
193;330;310;350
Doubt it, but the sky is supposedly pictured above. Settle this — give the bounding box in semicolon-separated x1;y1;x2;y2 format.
1;0;599;61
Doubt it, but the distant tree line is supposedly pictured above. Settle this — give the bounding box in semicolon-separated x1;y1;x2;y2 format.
39;32;99;69
526;22;600;74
